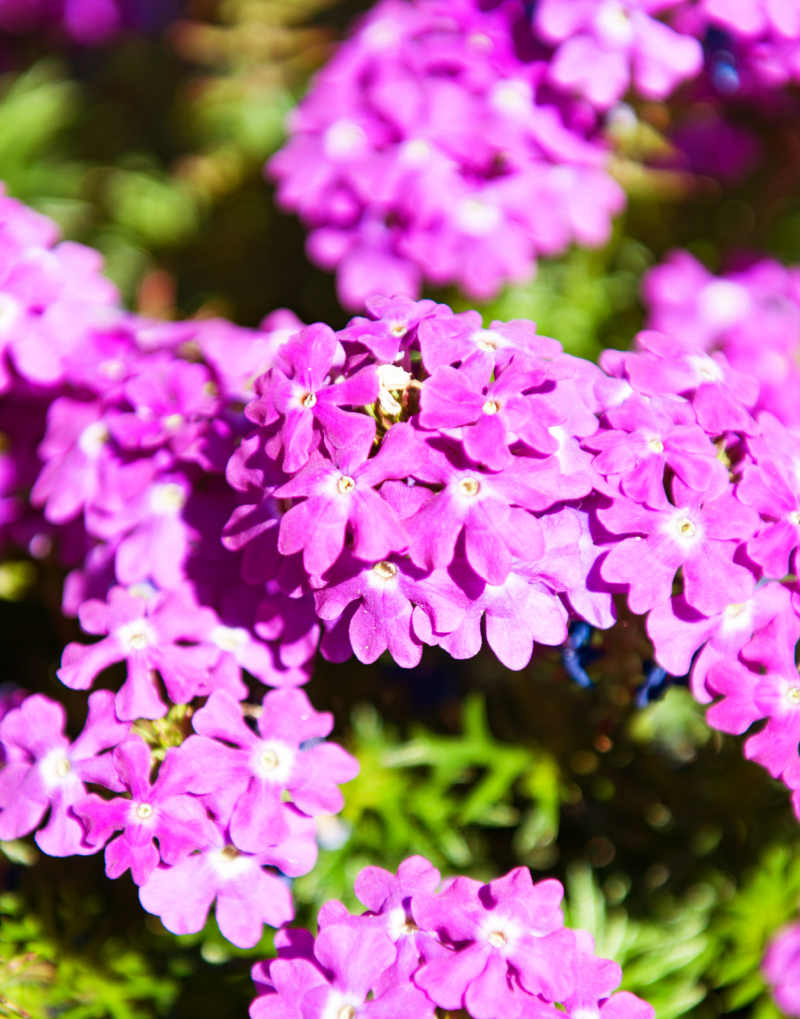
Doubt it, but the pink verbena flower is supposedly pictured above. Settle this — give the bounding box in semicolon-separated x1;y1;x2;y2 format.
249;323;378;474
180;687;359;852
268;0;625;307
535;0;703;110
647;581;791;702
313;549;476;668
764;923;800;1017
0;690;128;855
75;736;215;885
598;480;759;615
138;818;298;949
642;252;800;428
413;867;575;1017
58;585;221;720
274;423;417;577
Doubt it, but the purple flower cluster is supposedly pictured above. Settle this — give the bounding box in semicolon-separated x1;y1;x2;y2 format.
673;0;800;94
0;191;360;946
226;287;800;817
0;686;357;947
643;250;800;429
268;0;627;309
249;855;654;1019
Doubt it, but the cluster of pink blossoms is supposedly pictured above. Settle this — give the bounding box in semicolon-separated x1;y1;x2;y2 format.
5;180;800;950
249;855;654;1019
643;249;800;429
228;285;800;818
0;190;359;945
270;0;800;309
269;0;628;309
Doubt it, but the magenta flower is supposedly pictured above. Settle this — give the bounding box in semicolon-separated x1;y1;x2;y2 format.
249;323;378;473
585;393;727;508
58;585;221;720
286;922;401;1019
181;688;359;852
74;736;215;885
341;294;449;364
437;546;573;671
738;457;800;578
647;582;791;702
413;868;575;1017
274;423;418;577
419;358;563;470
764;923;800;1018
535;0;703;110
107;358;221;465
268;0;627;306
30;398;113;525
602;331;759;436
598;482;759;615
404;440;564;585
0;690;128;855
417;311;566;377
138;821;295;949
313;550;476;667
738;614;800;778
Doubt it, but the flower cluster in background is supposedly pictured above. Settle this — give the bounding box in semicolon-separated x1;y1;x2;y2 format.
269;0;628;308
0;0;176;45
250;855;655;1019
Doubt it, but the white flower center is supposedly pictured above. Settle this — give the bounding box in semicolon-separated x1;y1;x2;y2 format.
302;392;317;409
0;293;20;335
400;921;418;935
458;477;481;496
474;329;501;352
323;120;368;161
788;687;800;705
488;931;507;948
253;740;295;783
78;421;109;458
482;400;499;415
490;80;531;118
150;483;186;515
211;625;249;652
675;516;696;538
338;475;356;494
55;757;71;778
399;138;432;168
164;413;184;431
373;560;398;580
220;845;239;861
698;279;750;329
790;511;800;526
595;1;634;47
136;803;153;819
100;359;126;380
455;196;501;237
725;603;746;617
117;619;156;654
648;437;664;453
338;1008;356;1019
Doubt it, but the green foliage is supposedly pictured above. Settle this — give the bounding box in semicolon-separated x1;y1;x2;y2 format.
0;891;176;1019
293;693;564;916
